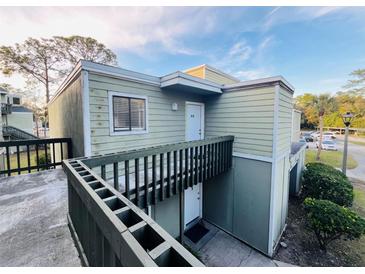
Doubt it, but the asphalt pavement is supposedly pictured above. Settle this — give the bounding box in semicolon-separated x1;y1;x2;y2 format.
306;136;365;183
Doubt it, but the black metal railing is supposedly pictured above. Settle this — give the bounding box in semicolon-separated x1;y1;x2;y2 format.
0;138;72;176
63;159;204;267
82;136;234;209
1;103;11;114
2;125;39;140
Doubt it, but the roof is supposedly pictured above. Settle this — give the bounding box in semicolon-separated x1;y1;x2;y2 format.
160;71;222;95
49;60;296;105
290;142;306;155
11;106;33;113
0;87;8;94
223;76;295;93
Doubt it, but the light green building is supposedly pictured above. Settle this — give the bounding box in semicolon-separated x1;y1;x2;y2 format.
1;88;34;139
49;60;303;257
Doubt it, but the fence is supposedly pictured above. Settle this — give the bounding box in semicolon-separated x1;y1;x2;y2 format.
0;138;72;176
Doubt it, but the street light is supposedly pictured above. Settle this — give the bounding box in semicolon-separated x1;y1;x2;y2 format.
341;112;354;175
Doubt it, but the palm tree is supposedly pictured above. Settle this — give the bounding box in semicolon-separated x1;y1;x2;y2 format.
314;94;337;161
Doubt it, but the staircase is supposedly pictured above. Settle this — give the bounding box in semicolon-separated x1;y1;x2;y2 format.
2;125;39;140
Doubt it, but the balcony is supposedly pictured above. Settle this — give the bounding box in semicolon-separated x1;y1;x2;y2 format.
63;135;234;267
1;103;11;115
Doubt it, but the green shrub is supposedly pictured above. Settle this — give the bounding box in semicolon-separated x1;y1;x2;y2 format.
304;198;365;250
302;162;353;207
36;154;52;170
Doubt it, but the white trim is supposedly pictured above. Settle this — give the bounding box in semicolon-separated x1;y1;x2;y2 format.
276;150;291;162
224;75;295;93
161;71;222;94
268;83;280;256
108;91;149;136
48;61;82;105
185;101;205;141
82;71;92;157
232;152;273;163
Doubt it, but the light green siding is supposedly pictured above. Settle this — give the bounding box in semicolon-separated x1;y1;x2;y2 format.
291;110;301;142
48;74;85;157
88;73;204;156
205;86;276;158
277;87;293;155
204;67;238;85
185;65;239;85
6;112;33;134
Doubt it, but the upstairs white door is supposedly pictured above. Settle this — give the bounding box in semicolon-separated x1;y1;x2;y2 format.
184;102;204;227
186;103;203;141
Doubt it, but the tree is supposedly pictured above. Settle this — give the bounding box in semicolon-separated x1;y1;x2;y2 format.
313;94;337;160
53;36;117;77
343;69;365;96
295;93;318;128
0;36;117;105
0;38;64;104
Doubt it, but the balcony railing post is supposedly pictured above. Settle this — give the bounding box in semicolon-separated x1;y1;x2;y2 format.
67;139;73;159
113;162;119;191
159;153;164;201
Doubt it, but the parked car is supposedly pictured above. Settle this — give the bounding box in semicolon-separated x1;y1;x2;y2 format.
311;131;336;141
301;132;314;142
316;140;338;151
323;131;336;139
311;131;320;140
299;137;309;148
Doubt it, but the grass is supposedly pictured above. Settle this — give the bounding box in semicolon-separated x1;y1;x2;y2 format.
350;140;365;147
3;150;46;175
305;150;358;169
353;187;365;218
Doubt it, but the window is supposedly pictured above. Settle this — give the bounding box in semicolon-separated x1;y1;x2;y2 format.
109;91;148;135
12;97;20;105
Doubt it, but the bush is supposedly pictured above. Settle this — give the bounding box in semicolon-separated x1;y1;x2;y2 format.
302;162;353;207
304;198;365;250
36;154;52;170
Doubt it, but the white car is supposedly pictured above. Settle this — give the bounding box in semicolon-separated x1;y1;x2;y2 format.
316;140;338;151
311;131;336;141
311;131;320;140
323;131;336;139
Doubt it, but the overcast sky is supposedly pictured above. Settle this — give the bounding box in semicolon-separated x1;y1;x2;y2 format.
0;6;365;96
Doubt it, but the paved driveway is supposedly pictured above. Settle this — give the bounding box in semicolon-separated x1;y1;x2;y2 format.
306;136;365;183
336;137;365;183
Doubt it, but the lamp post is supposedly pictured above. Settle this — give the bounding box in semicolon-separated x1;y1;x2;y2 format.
341;112;354;175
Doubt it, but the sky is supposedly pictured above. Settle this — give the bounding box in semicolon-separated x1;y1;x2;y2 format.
0;6;365;96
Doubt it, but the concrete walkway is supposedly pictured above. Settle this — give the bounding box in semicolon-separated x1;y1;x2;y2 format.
185;220;296;267
0;170;81;267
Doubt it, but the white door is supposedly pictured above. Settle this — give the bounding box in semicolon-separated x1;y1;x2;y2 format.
184;103;204;227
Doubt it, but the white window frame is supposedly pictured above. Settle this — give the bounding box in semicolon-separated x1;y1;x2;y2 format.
108;91;149;136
